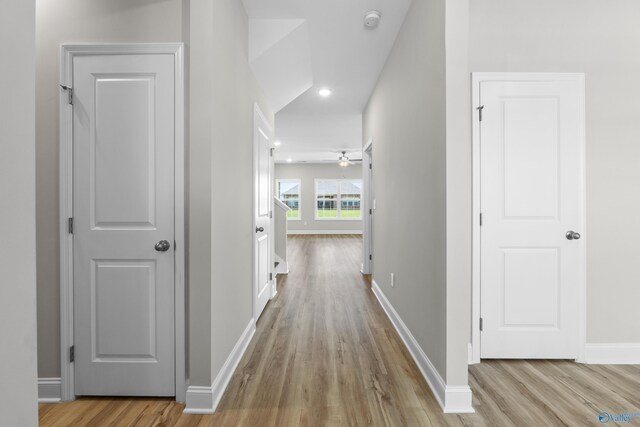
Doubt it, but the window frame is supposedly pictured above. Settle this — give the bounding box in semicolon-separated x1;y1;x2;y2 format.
276;178;302;221
314;178;363;221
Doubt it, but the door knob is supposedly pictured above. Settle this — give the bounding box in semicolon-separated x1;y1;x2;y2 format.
256;227;264;233
566;231;581;240
155;240;171;252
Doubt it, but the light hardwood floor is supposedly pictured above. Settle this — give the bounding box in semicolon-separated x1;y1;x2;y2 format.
39;235;640;426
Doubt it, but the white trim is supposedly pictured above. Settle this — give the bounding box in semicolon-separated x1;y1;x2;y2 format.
38;378;62;403
59;43;186;402
371;280;474;414
274;197;292;212
287;230;363;235
362;139;373;275
271;280;279;299
583;344;640;365
183;318;257;414
274;254;289;275
470;72;587;364
184;386;214;414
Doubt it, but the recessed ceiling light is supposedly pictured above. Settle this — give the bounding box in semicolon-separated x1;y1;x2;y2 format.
287;158;293;163
318;88;332;98
274;140;281;147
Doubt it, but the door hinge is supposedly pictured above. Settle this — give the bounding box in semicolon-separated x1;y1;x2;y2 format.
479;213;483;226
270;148;274;157
269;272;273;281
369;209;372;215
369;163;372;170
60;84;73;105
369;254;372;261
477;105;484;121
269;210;273;219
479;318;483;331
69;345;75;363
68;217;74;234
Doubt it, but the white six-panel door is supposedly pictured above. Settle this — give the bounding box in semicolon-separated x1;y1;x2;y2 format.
73;53;176;395
480;76;584;359
254;105;273;320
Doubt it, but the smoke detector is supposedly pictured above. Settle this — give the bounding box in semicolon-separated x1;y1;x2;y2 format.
364;11;381;29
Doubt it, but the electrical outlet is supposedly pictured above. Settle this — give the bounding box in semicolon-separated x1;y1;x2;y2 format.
390;273;395;288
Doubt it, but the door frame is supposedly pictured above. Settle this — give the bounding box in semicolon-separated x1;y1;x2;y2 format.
59;44;186;401
252;103;275;322
362;138;373;274
470;72;587;364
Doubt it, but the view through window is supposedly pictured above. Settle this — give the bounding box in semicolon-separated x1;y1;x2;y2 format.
315;179;362;220
276;179;301;220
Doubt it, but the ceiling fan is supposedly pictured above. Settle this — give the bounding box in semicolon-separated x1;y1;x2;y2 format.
338;151;363;167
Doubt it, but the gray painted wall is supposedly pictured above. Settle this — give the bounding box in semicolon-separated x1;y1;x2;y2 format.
188;0;213;387
275;163;363;233
0;0;38;424
35;0;272;391
444;0;472;387
207;0;274;383
469;0;640;344
35;0;186;378
442;0;472;386
364;0;449;381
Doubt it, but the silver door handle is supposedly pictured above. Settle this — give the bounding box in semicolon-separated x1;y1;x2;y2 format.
155;240;171;252
256;227;264;233
566;231;581;240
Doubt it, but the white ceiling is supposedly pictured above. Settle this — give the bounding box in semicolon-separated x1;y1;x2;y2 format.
242;0;412;162
273;113;363;163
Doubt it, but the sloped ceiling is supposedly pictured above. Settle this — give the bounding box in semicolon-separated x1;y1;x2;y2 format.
248;19;313;113
243;0;412;162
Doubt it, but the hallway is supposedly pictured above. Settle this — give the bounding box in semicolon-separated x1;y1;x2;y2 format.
38;236;640;426
214;235;445;425
40;235;452;425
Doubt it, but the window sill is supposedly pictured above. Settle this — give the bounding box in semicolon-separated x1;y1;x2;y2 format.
314;217;362;221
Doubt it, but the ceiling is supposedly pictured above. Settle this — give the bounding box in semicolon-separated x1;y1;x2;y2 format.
242;0;412;162
273;113;363;163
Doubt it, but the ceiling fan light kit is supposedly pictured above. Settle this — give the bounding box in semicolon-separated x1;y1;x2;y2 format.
338;151;352;167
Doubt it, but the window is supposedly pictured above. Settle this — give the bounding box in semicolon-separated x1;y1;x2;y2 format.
315;179;362;220
276;179;301;220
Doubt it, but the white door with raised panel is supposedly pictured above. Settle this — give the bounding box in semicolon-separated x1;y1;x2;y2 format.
254;105;273;320
480;76;584;359
73;53;176;395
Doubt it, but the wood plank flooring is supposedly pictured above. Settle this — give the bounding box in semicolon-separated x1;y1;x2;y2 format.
39;235;640;426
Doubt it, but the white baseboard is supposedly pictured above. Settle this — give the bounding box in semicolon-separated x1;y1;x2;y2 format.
583;343;640;364
184;318;256;414
287;230;363;235
184;386;214;414
371;280;474;414
38;378;62;403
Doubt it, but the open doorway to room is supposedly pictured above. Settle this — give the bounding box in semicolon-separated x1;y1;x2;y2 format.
242;0;405;286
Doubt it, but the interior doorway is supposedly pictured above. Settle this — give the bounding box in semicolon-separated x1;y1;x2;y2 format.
59;44;186;401
362;139;373;275
471;73;586;362
253;103;275;321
